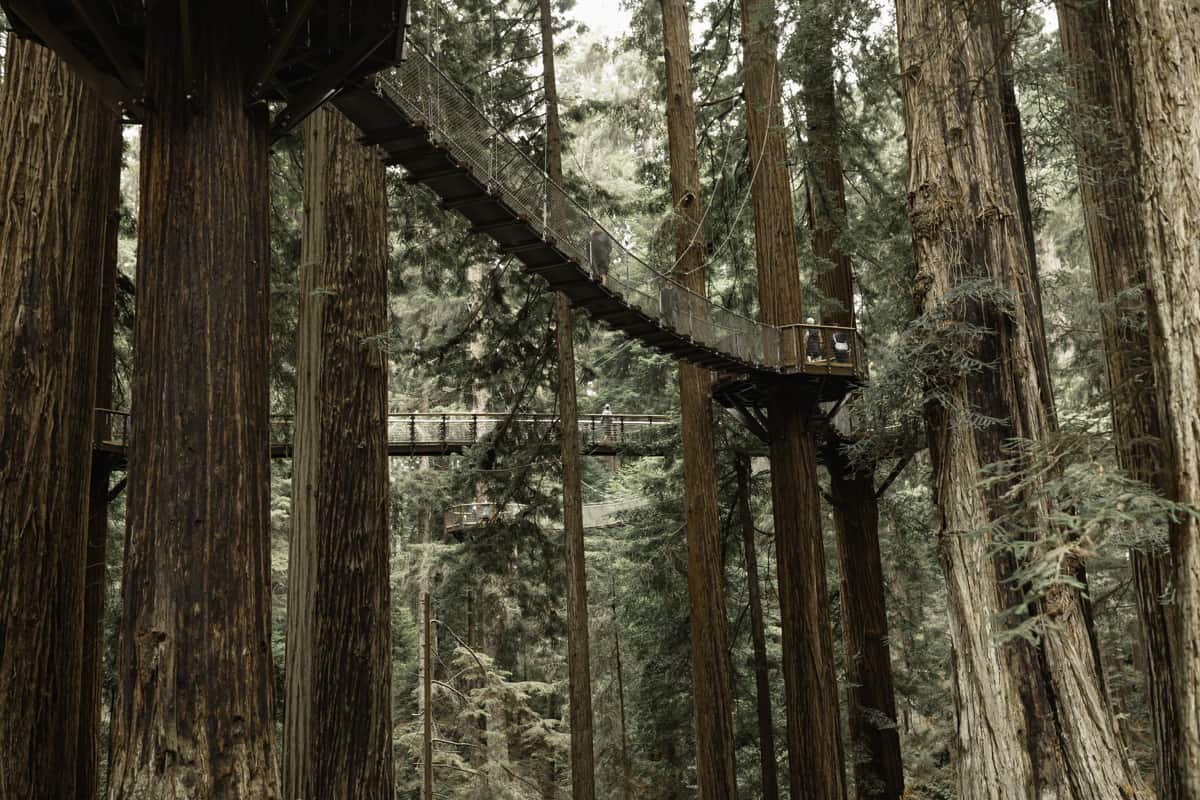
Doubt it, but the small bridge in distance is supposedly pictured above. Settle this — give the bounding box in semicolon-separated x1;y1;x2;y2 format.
93;409;675;463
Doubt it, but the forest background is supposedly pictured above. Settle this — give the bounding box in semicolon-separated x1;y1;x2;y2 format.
0;0;1174;796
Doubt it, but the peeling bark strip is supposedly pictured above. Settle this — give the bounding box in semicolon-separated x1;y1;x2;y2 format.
1054;2;1182;794
1110;3;1200;794
658;0;740;796
283;103;394;800
538;0;598;793
0;38;120;800
739;0;847;795
896;2;1144;797
106;4;280;797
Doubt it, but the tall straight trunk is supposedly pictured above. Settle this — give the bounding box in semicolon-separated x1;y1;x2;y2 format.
423;592;434;800
735;456;780;800
740;0;846;796
106;4;280;796
1054;3;1180;794
612;594;634;800
658;0;739;796
896;2;1144;797
78;131;122;800
283;103;393;800
797;12;904;796
1110;3;1200;793
0;38;120;800
538;0;597;795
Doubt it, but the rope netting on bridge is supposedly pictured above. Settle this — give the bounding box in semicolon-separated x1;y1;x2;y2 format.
376;9;863;373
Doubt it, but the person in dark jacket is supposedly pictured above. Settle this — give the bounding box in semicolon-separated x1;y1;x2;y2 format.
805;317;824;362
589;222;612;284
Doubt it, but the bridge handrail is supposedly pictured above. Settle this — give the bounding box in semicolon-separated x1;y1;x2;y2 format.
94;409;675;448
377;45;800;368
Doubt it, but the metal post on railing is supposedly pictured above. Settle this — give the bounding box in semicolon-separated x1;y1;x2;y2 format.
410;414;417;444
440;414;447;445
471;414;478;444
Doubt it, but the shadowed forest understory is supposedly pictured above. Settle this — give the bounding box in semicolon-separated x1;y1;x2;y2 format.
1;0;1199;798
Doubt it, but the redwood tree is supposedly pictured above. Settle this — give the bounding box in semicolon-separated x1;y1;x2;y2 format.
1055;2;1180;793
106;4;280;795
896;1;1145;796
283;103;394;799
0;38;120;800
1109;2;1200;792
797;8;903;797
740;0;847;795
538;0;597;794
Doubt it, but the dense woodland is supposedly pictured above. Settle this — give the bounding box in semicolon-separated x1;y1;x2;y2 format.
1;0;1199;798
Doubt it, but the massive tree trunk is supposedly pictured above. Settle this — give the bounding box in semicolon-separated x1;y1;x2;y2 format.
1109;3;1200;793
106;4;280;796
78;131;123;800
797;10;904;797
658;0;739;796
740;0;846;796
0;38;120;800
283;103;394;800
1054;3;1180;794
735;456;780;800
896;2;1144;797
538;0;597;794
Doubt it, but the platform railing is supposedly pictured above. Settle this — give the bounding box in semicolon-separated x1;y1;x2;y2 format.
94;410;673;451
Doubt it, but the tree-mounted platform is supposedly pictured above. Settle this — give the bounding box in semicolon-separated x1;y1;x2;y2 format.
0;0;410;136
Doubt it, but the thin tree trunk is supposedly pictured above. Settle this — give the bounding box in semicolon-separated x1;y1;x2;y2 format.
1054;3;1180;794
538;0;597;795
106;4;280;796
735;456;780;800
1109;3;1200;793
424;591;435;800
78;130;123;800
896;2;1145;797
612;592;633;800
284;103;393;800
740;0;847;796
0;37;120;800
658;0;739;796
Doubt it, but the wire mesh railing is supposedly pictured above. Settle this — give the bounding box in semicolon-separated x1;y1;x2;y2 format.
94;410;674;452
376;45;803;368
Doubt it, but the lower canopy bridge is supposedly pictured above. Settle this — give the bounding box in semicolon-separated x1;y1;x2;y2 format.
333;44;867;397
92;409;674;465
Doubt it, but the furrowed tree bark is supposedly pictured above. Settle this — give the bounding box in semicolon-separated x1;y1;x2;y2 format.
735;456;780;800
797;10;904;797
740;0;846;795
79;130;122;800
283;103;394;800
538;0;597;794
612;590;634;800
1109;3;1200;793
896;2;1144;797
659;0;739;796
0;38;120;800
106;4;280;796
1055;3;1181;794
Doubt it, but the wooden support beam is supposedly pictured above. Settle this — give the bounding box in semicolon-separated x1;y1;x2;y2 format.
439;194;492;211
468;220;526;237
248;0;318;100
360;123;424;146
6;1;142;115
404;165;469;184
270;29;395;137
69;0;145;98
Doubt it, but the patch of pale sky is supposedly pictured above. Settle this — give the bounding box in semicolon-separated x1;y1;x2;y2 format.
565;0;633;42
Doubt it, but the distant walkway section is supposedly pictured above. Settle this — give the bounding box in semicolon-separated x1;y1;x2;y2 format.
93;409;674;461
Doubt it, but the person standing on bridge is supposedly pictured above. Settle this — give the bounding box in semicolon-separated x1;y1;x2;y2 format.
589;222;612;285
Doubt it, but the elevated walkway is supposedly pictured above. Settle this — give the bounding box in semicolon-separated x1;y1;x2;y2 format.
93;409;674;465
333;45;867;395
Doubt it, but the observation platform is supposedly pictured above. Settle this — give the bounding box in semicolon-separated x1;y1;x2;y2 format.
93;409;673;466
0;0;410;135
333;44;868;393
